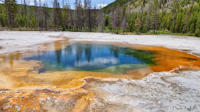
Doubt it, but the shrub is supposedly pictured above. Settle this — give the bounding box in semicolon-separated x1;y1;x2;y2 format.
195;29;200;37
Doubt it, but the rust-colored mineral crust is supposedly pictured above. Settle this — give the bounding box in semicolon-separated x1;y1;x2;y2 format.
0;40;200;112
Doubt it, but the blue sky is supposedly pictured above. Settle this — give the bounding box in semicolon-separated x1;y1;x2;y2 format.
14;0;115;8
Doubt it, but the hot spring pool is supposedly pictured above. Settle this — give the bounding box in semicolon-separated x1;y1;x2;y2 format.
24;43;155;74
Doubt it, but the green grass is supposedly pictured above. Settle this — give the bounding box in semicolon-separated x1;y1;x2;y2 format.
145;30;196;37
117;30;198;37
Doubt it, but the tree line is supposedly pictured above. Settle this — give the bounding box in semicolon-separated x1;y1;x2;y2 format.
0;0;200;37
0;0;103;31
104;0;200;37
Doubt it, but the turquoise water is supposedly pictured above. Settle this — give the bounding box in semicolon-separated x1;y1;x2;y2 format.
25;43;155;74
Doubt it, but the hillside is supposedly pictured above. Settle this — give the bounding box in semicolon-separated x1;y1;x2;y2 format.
104;0;198;13
103;0;130;13
103;0;200;37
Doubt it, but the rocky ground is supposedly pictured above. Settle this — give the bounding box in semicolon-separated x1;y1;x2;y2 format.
0;31;200;112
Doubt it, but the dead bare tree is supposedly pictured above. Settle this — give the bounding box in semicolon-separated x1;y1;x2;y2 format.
53;0;62;29
111;5;121;33
97;9;105;32
38;0;43;30
62;0;71;30
68;6;74;30
23;0;27;27
5;0;17;28
43;3;49;30
75;0;84;30
121;16;127;34
84;0;92;31
34;0;38;29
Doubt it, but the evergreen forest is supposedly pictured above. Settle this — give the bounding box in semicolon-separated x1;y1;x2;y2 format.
0;0;200;37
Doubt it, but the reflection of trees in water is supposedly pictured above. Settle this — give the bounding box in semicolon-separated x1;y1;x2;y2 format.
74;44;120;64
64;45;72;54
53;44;93;65
9;53;14;68
63;45;72;64
110;46;119;58
54;43;62;65
75;44;84;64
55;50;62;64
51;43;155;69
8;52;22;68
75;44;92;63
53;44;121;66
84;44;92;62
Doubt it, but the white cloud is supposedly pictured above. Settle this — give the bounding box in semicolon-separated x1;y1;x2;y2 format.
75;57;118;67
97;3;107;8
0;0;4;4
29;0;34;5
28;0;46;6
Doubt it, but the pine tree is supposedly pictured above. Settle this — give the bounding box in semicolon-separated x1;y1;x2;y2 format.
0;3;6;27
195;12;200;37
134;17;141;34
